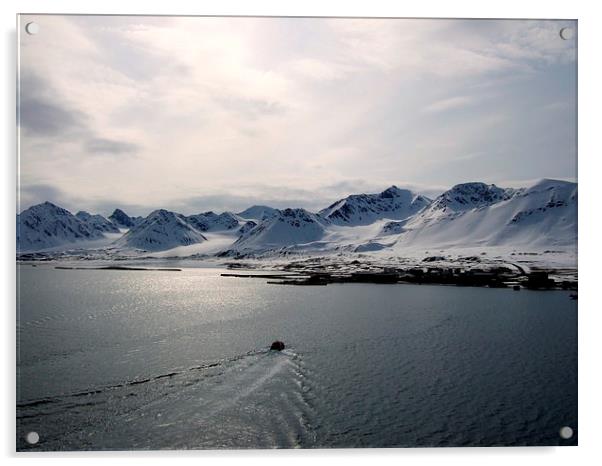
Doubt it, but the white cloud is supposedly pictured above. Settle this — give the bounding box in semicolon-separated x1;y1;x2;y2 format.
423;96;475;113
18;16;577;214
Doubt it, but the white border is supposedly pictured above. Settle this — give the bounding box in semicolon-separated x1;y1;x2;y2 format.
2;1;601;465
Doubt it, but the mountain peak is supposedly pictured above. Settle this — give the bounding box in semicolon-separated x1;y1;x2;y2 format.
429;182;510;212
26;201;70;214
320;185;430;225
109;208;140;228
76;210;120;234
379;185;406;198
75;210;92;219
233;207;326;252
450;181;497;191
111;208;128;216
149;209;173;218
115;209;206;252
237;205;279;221
41;201;61;208
186;211;240;232
17;202;104;252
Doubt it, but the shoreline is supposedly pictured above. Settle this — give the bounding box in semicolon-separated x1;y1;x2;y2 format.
17;259;577;292
221;268;577;291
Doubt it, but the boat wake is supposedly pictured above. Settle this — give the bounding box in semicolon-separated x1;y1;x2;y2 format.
17;347;321;450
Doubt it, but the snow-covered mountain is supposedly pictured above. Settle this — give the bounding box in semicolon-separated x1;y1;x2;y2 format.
236;205;279;221
232;208;328;252
114;209;207;251
380;220;408;236
108;208;143;229
186;211;240;232
16;179;577;256
76;211;121;234
238;220;257;235
392;179;576;248
320;186;431;225
417;182;514;219
17;202;105;252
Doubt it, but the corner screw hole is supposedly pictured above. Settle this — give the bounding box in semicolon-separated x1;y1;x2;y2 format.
25;22;39;35
25;431;39;444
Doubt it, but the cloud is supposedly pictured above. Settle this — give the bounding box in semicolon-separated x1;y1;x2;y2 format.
287;58;350;81
18;74;87;136
423;96;475;114
493;176;577;189
17;182;151;217
18;183;65;212
17;16;576;214
170;193;316;215
19;95;86;136
86;138;139;155
319;179;444;199
18;71;140;163
214;95;287;120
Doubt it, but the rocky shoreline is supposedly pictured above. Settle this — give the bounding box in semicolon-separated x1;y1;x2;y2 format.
223;257;578;291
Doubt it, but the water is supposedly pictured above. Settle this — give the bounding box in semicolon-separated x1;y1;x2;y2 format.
16;264;577;450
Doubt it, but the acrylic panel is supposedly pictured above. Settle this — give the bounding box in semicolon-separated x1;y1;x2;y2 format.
16;15;577;451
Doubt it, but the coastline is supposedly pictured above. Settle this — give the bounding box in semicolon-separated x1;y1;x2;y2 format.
17;252;578;292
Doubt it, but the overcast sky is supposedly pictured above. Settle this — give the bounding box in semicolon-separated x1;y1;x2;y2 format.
18;15;576;216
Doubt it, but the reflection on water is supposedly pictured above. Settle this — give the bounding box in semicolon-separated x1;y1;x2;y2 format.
17;264;577;450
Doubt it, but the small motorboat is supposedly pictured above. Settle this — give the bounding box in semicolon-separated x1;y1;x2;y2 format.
270;341;285;351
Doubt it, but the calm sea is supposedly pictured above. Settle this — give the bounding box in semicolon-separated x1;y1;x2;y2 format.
16;264;577;450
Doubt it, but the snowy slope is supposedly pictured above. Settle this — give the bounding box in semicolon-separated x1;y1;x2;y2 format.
76;211;121;234
320;186;430;225
392;179;576;248
17;202;105;252
380;220;409;236
232;208;328;251
424;182;514;214
114;209;207;251
238;220;257;235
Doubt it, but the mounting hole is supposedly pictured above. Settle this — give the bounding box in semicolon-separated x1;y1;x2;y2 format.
559;426;573;439
25;22;39;35
25;431;39;444
559;27;574;40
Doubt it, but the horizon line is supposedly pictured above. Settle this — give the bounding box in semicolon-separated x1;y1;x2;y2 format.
17;177;577;217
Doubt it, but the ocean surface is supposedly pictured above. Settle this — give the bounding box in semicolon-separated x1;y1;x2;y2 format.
16;264;577;450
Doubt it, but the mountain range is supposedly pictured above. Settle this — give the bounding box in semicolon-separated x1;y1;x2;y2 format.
16;179;577;257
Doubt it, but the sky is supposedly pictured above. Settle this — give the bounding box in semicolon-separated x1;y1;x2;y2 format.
18;15;577;216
